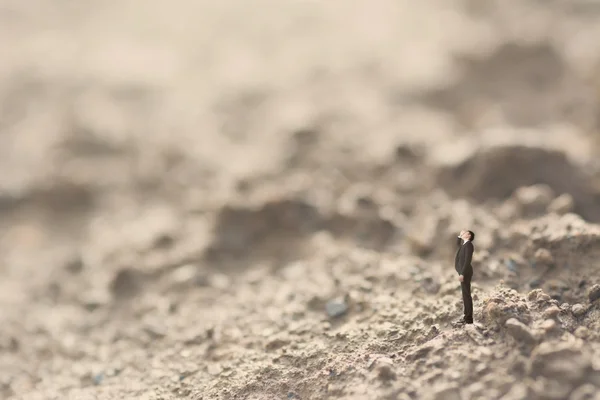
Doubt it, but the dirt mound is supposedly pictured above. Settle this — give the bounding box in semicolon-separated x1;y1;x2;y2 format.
203;198;321;269
204;195;400;271
417;41;599;129
493;214;600;303
436;145;600;222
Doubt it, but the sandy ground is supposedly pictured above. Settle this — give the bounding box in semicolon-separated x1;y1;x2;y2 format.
2;0;600;399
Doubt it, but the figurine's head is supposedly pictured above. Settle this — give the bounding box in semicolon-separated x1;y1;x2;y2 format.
467;230;475;241
460;230;475;241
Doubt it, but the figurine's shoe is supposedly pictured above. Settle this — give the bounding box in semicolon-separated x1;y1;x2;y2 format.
453;318;473;325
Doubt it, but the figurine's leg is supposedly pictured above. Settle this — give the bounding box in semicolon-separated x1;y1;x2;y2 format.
461;281;474;323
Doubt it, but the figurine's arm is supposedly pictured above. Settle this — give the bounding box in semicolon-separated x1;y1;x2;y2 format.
456;236;463;247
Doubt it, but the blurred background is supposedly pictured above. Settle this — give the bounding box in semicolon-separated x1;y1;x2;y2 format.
2;0;600;399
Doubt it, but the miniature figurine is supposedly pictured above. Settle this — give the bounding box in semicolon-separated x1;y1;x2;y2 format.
455;229;475;325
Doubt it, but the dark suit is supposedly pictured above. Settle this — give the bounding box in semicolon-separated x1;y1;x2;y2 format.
455;237;474;323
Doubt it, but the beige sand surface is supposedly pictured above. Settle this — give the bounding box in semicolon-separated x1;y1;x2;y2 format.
2;1;600;399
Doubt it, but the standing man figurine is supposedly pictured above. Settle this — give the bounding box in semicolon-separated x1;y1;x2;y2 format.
455;230;475;325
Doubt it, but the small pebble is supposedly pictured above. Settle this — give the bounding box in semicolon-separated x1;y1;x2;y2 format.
572;304;586;317
152;233;175;249
467;382;486;397
106;368;121;377
265;338;289;351
537;294;551;303
534;248;554;265
65;255;84;274
93;373;104;385
505;318;536;344
422;277;440;295
209;273;231;290
587;284;600;303
574;326;589;339
540;319;557;332
1;336;19;352
326;298;348;318
371;357;396;381
395;144;419;161
514;184;554;210
547;193;574;215
428;325;439;336
111;268;142;299
542;305;560;319
81;290;111;311
144;324;167;339
505;259;518;273
527;289;543;301
170;264;198;286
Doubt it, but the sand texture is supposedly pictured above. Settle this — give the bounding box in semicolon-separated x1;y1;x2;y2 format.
2;1;600;399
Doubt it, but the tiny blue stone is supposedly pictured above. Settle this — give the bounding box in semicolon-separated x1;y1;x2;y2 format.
93;373;104;385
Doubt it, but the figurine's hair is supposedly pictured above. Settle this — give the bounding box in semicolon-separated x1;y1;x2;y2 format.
468;230;475;241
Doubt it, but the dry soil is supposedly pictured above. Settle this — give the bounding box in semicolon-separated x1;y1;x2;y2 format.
2;1;600;399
